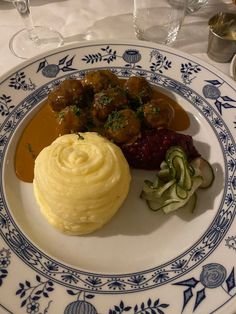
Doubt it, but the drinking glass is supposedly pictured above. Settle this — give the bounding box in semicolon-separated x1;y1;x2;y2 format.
187;0;208;13
133;0;187;45
5;0;63;59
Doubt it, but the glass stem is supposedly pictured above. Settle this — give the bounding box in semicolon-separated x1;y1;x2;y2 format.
12;0;39;42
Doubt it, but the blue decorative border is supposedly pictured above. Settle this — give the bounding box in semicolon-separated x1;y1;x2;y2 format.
0;44;235;295
174;263;236;312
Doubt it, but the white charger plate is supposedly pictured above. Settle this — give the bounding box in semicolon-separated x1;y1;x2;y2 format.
0;40;235;314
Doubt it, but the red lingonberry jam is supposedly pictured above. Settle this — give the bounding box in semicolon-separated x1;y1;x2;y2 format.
120;129;200;170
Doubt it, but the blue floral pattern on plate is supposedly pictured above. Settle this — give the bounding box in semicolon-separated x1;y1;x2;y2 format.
174;263;236;312
0;248;11;287
225;235;236;251
0;41;235;314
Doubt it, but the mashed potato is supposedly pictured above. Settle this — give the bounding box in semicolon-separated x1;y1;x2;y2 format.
33;132;131;235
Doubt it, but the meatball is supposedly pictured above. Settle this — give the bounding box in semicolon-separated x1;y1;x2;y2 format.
83;84;94;107
48;79;85;112
56;105;87;135
124;76;152;106
105;109;141;144
92;87;128;122
143;98;174;129
83;70;120;93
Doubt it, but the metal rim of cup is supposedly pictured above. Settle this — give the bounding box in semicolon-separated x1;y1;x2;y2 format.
207;12;236;63
208;12;236;42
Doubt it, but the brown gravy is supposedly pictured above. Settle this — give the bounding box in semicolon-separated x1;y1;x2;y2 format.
15;88;190;183
15;103;60;183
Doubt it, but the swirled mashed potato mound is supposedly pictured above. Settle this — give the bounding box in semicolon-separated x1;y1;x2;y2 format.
33;132;131;235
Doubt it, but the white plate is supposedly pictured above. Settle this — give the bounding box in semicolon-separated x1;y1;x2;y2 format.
230;54;236;81
0;40;236;314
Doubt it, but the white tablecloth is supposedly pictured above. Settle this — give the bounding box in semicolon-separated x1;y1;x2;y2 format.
0;0;235;77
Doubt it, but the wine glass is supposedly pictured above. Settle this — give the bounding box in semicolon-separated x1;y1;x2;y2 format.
5;0;63;59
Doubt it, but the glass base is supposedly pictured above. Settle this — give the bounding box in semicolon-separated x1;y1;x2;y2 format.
187;0;208;13
9;26;64;59
135;25;180;46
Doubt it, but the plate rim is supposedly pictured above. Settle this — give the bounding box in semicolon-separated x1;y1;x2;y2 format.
0;39;236;314
1;39;236;91
1;39;235;279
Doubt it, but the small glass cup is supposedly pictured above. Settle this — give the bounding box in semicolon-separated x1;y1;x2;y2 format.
133;0;187;45
187;0;208;13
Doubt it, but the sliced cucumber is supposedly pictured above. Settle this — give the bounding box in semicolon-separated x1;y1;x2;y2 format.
140;190;155;201
188;164;195;177
190;157;215;188
190;157;201;171
166;146;187;161
142;180;155;194
147;198;180;212
157;168;171;180
172;156;186;186
154;179;176;198
165;147;192;190
176;184;188;199
186;193;197;213
153;177;159;189
160;161;169;170
162;176;203;214
141;146;214;215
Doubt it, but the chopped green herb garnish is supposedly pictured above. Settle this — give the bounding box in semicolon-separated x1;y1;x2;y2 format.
27;143;36;159
98;93;113;106
151;106;160;114
77;133;85;140
105;111;126;130
57;111;65;123
71;105;81;116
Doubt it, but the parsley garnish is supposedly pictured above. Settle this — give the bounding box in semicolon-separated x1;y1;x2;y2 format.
77;133;85;140
105;111;126;130
57;111;65;123
71;105;81;116
97;92;113;106
27;143;36;159
151;106;160;115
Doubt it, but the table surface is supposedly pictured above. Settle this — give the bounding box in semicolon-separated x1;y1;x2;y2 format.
0;0;235;77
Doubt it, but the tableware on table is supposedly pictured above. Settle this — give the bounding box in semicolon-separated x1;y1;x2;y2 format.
187;0;208;13
207;12;236;63
0;40;236;314
230;53;236;79
4;0;63;59
133;0;187;45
